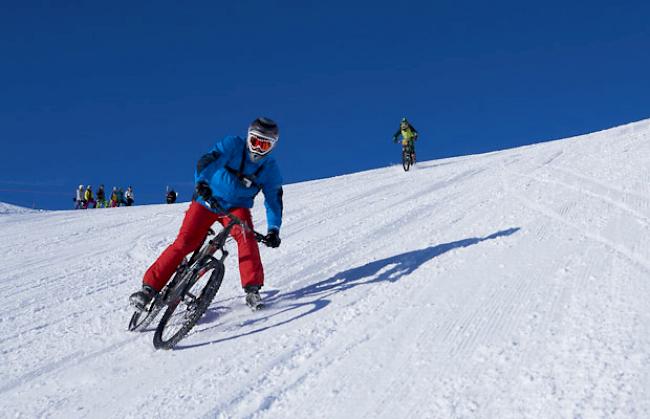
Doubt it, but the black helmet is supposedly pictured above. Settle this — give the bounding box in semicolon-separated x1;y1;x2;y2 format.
247;117;279;162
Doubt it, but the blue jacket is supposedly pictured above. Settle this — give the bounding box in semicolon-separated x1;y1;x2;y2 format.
194;135;283;232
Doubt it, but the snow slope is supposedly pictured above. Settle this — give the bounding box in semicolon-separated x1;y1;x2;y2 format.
1;119;650;418
0;202;39;215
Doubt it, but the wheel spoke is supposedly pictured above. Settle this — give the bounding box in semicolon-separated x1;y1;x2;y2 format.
154;264;225;348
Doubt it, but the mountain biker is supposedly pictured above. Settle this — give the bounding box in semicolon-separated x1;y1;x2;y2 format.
393;117;419;162
129;117;284;310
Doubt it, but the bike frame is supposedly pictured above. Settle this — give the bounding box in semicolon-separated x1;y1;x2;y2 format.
160;199;265;306
402;140;415;155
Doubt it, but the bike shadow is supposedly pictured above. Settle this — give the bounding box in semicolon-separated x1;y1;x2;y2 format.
175;227;520;349
413;160;459;171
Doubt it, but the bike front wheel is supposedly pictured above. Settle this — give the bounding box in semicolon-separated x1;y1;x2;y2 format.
402;149;412;171
153;262;225;350
128;302;162;332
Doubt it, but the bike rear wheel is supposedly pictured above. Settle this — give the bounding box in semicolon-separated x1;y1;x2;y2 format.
153;262;225;350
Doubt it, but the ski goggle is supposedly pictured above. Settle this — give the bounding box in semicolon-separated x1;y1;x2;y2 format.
247;131;277;155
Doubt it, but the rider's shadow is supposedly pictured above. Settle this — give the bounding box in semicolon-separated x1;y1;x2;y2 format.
272;227;521;304
176;227;520;349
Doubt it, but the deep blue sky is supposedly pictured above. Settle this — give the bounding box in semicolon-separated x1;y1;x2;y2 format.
2;1;649;209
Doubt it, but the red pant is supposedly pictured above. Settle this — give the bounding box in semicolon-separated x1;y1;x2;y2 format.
143;201;264;291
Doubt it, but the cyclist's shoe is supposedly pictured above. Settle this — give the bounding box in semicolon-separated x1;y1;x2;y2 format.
244;285;263;310
129;285;157;311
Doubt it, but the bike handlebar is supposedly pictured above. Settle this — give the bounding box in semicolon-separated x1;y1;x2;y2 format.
205;197;268;244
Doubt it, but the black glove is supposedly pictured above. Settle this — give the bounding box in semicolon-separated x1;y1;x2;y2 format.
264;229;281;248
195;181;212;200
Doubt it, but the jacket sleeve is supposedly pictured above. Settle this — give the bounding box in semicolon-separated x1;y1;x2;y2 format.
410;124;418;135
259;161;284;232
194;136;237;184
393;127;402;139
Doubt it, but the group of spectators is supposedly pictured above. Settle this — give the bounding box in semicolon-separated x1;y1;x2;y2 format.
74;184;135;209
73;185;181;209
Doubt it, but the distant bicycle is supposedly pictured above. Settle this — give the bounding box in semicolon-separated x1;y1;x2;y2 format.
128;198;267;350
393;117;419;172
402;141;416;171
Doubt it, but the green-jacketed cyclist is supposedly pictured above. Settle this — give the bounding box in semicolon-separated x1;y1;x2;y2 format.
393;117;419;160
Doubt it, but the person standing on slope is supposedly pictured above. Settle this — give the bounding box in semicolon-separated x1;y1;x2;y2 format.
125;186;135;206
74;184;85;209
117;187;126;206
96;184;107;208
129;117;284;311
110;187;119;207
84;185;96;209
393;117;419;163
166;187;177;204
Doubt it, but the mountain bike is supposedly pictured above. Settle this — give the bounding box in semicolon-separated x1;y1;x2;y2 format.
402;141;416;171
128;198;267;350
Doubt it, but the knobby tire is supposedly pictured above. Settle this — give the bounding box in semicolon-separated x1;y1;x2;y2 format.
402;149;411;171
128;266;188;332
128;303;163;332
153;262;225;350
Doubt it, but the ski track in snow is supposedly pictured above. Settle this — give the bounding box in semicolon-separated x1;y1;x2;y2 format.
1;119;650;418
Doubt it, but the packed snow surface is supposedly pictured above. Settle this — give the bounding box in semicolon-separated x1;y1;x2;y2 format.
2;119;650;418
0;202;39;215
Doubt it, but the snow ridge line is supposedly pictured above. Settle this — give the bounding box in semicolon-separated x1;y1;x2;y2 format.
514;190;650;273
